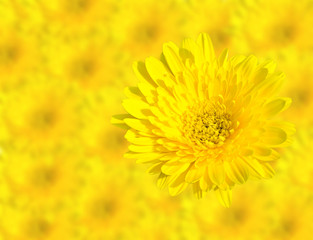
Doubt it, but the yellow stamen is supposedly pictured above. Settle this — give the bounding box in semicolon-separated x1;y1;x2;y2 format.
181;99;233;147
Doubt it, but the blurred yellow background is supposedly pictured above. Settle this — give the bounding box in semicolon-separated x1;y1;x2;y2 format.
0;0;313;239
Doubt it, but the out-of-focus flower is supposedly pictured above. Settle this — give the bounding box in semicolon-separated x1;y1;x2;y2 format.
193;182;272;239
0;26;41;90
113;33;294;207
265;179;313;240
183;0;242;54
2;147;86;206
0;76;86;150
43;36;125;92
74;160;140;240
239;0;313;56
277;127;313;191
0;204;78;240
114;0;186;59
81;89;128;162
36;0;120;34
280;52;313;125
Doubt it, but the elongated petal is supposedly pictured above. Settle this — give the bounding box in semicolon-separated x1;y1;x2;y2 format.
193;182;204;199
157;173;169;189
124;118;153;133
163;42;184;74
215;188;232;208
133;61;157;87
123;99;151;119
185;164;203;183
162;160;190;175
168;171;189;196
197;33;215;63
111;114;131;129
262;127;287;146
208;162;225;187
263;98;292;117
147;162;163;175
224;159;249;184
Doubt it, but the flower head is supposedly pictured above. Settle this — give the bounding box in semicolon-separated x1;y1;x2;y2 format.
113;33;294;207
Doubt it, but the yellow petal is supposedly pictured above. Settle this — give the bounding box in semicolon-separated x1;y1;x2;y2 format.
197;33;215;63
111;114;131;130
133;61;157;87
124;118;153;133
137;81;157;103
185;164;203;183
181;38;197;62
262;163;275;178
218;49;228;67
147;162;163;175
253;146;280;161
123;99;151;119
215;188;232;208
124;86;144;100
125;130;158;145
199;167;213;191
193;182;204;199
168;171;189;196
157;173;169;189
259;59;277;74
224;158;249;184
208;162;225;187
257;72;285;97
145;57;173;85
262;127;287;146
239;55;258;80
270;121;296;137
242;157;274;179
161;160;190;175
124;152;164;163
263;98;292;117
253;67;268;87
163;42;184;75
128;144;159;153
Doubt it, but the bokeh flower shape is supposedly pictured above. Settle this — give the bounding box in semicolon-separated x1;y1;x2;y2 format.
113;33;294;207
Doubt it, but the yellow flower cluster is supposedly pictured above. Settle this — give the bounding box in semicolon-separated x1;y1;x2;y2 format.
0;0;312;239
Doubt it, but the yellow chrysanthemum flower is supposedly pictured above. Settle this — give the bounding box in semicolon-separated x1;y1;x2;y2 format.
43;36;124;92
2;147;85;206
114;0;186;59
75;160;139;240
193;182;272;239
277;127;313;191
0;26;40;90
37;0;119;33
239;0;313;56
0;204;78;240
280;52;313;125
264;179;313;240
114;33;294;207
0;75;86;150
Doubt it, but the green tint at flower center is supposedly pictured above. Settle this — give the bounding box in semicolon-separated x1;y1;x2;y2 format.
181;101;233;148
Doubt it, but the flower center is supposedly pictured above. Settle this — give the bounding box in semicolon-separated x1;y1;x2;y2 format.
181;100;233;147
